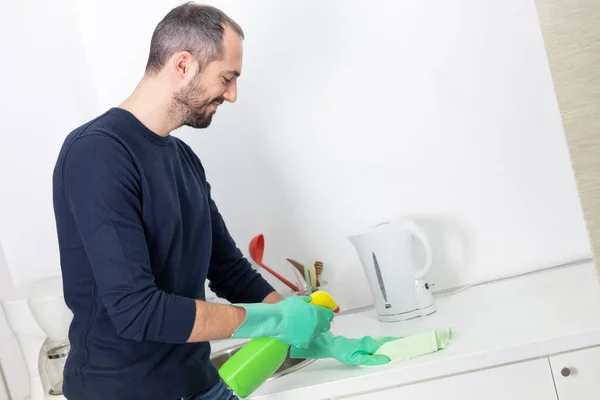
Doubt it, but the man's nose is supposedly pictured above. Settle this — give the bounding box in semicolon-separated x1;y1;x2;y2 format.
223;81;238;103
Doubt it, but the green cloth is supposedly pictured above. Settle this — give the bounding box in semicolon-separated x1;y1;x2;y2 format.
371;328;452;365
290;328;452;367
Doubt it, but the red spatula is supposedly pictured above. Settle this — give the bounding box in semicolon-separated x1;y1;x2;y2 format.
249;234;299;292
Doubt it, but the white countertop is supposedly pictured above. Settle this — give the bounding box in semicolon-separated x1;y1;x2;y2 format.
212;260;600;400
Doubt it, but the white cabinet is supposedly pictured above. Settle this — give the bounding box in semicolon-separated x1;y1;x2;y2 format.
332;346;600;400
343;358;558;400
549;346;600;400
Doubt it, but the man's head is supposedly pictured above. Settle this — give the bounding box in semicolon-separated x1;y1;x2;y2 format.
145;2;243;129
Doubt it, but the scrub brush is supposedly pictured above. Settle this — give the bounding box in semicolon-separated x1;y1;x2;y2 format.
314;261;323;286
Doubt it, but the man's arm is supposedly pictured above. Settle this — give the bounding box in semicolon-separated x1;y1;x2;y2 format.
204;181;278;304
186;300;246;342
262;291;284;304
185;292;281;342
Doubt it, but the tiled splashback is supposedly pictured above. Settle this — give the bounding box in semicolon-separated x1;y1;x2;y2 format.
536;0;600;278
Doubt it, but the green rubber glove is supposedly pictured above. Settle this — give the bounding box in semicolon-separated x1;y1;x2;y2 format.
231;296;334;347
289;331;401;366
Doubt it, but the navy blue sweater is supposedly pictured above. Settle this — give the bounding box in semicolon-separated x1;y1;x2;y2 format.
52;108;274;399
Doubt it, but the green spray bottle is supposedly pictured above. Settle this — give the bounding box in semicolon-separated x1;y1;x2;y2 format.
218;291;340;398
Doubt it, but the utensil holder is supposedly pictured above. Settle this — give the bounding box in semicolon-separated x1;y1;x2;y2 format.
282;280;328;297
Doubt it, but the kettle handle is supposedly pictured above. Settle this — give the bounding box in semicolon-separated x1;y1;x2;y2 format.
397;220;433;279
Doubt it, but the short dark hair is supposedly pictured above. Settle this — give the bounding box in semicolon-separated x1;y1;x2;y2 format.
145;2;244;75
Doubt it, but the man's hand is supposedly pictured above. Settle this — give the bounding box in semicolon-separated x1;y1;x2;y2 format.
184;293;282;343
231;296;334;347
290;332;400;366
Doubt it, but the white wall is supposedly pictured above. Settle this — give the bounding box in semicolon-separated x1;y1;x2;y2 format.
0;0;97;396
69;0;591;304
0;0;98;288
0;370;9;400
1;0;592;300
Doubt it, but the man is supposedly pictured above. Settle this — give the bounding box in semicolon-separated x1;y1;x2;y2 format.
53;3;392;400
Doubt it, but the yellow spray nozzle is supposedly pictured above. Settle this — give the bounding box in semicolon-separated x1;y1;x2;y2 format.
309;290;340;313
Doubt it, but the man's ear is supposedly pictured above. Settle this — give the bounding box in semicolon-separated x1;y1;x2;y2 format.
171;51;196;79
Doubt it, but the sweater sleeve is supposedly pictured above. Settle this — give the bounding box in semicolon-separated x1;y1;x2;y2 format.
60;133;196;343
205;182;275;304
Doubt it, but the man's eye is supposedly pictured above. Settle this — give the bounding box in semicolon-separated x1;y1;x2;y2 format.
222;77;232;84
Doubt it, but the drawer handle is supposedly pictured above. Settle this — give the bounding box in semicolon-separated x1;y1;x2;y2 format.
561;367;571;377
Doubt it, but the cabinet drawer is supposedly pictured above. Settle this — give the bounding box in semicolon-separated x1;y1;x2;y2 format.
342;358;557;400
549;345;600;400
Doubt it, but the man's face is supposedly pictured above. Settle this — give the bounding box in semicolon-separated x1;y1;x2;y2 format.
173;25;243;129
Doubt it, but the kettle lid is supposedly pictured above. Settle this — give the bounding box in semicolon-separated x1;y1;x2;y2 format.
350;221;397;237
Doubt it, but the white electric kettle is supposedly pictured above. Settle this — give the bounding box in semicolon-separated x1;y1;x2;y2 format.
349;219;436;322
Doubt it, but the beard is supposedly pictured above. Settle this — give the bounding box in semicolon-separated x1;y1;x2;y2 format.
171;76;224;129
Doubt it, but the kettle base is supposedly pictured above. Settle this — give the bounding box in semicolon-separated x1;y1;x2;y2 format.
376;304;436;323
